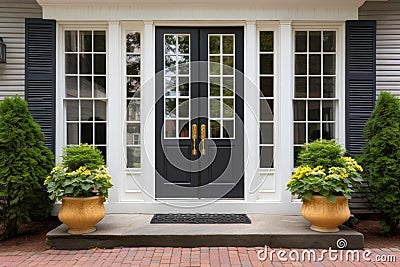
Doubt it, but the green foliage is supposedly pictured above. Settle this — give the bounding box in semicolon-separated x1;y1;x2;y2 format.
0;95;54;239
360;92;400;236
61;144;104;171
44;144;112;202
298;139;346;170
287;139;363;203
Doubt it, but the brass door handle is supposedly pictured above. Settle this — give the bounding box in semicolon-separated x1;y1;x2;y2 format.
192;124;197;156
200;124;206;155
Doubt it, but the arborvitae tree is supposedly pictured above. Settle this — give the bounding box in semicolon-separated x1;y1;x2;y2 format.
361;91;400;236
0;95;54;239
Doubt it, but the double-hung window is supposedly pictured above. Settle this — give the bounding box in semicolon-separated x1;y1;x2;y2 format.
64;29;108;160
293;30;338;166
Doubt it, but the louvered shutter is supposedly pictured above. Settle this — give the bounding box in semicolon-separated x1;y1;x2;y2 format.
345;20;376;156
25;18;56;153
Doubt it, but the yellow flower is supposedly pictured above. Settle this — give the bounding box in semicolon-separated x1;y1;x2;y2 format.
83;170;91;176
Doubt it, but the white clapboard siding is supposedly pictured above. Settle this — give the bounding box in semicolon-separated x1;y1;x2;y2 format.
360;0;400;97
0;0;42;100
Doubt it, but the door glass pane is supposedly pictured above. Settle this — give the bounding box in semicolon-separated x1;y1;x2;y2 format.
209;34;235;139
165;98;176;118
222;120;234;138
223;98;234;118
164;34;190;139
178;99;189;118
165;55;177;76
210;77;220;96
178;35;189;54
210;120;221;138
209;35;220;54
165;77;176;96
222;56;234;75
223;35;234;54
223;77;234;96
165;35;176;54
165;119;176;138
210;99;221;118
209;56;220;75
179;120;189;138
178;77;189;96
178;55;189;75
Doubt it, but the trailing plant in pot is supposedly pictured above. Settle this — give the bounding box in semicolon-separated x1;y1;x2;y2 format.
287;139;363;232
45;144;113;234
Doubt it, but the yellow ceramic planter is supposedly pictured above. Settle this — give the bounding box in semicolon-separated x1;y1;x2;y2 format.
301;195;350;233
58;196;106;234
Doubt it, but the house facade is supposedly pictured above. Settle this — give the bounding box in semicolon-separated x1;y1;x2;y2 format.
0;0;385;214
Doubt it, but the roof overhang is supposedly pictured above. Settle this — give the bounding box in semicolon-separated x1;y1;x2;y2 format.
36;0;368;8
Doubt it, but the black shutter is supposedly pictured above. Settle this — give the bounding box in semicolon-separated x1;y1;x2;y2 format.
345;20;376;156
25;18;56;153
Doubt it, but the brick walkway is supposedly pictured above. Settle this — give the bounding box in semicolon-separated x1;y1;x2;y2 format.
0;247;399;266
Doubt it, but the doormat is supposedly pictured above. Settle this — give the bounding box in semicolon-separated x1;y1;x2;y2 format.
150;213;251;224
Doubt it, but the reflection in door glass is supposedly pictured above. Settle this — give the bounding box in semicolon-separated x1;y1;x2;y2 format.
208;34;235;139
164;34;190;139
126;31;141;168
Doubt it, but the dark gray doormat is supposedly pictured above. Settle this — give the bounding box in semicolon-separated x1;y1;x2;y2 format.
150;213;251;224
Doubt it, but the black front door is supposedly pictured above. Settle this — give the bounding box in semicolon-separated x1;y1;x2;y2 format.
155;27;244;198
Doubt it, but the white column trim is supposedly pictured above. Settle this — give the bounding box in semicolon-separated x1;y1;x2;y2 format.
244;21;258;201
141;20;155;202
277;21;294;204
107;21;123;203
55;22;63;164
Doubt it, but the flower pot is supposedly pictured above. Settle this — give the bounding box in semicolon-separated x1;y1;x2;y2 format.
301;195;350;233
58;196;106;234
